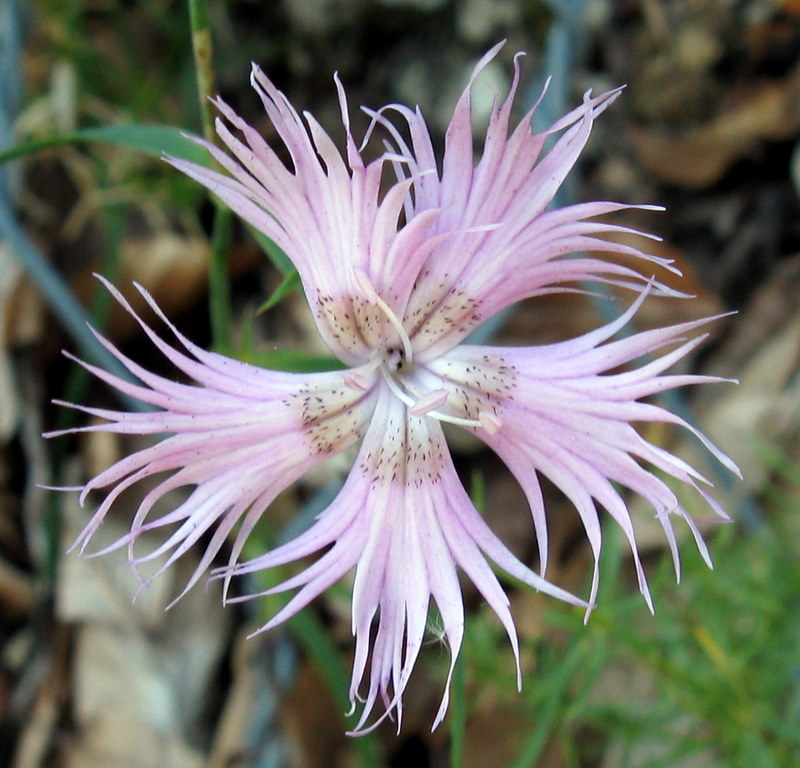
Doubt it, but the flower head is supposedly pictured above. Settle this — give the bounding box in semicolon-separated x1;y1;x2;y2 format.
50;43;738;734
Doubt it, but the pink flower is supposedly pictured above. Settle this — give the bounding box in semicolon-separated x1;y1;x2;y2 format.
49;44;738;734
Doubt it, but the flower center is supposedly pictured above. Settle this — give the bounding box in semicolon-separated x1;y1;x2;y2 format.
351;268;502;435
384;345;406;373
376;346;499;432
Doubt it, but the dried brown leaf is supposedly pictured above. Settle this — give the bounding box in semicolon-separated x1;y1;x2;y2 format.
57;476;232;768
632;68;800;188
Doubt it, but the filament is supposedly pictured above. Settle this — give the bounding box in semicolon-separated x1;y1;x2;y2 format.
351;267;413;364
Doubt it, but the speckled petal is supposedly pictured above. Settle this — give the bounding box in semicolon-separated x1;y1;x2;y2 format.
166;69;438;365
381;47;678;358
216;385;586;734
429;292;738;612
46;279;377;599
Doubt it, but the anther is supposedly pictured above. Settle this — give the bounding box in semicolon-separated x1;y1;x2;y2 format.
344;372;370;391
478;411;503;434
409;389;449;417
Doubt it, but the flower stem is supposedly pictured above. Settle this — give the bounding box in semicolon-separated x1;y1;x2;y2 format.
188;0;216;146
187;0;233;351
210;203;233;352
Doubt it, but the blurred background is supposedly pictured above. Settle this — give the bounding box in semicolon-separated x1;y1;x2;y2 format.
1;0;799;766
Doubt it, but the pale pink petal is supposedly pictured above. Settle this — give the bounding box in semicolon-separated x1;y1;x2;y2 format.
48;282;377;598
214;387;585;734
425;293;737;609
383;47;676;357
165;68;439;365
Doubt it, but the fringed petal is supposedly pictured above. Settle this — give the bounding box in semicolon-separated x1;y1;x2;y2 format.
165;68;438;365
214;387;584;735
385;46;671;357
51;45;739;740
48;280;376;598
426;292;738;608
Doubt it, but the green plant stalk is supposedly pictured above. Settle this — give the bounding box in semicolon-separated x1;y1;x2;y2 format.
257;269;300;314
210;203;233;351
187;0;233;350
188;0;216;146
508;640;587;768
0;125;210;166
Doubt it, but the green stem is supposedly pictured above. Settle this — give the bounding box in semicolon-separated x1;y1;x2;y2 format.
210;203;233;351
187;0;216;145
187;0;232;350
507;640;586;768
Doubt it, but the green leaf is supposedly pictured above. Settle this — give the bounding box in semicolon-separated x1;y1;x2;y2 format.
241;346;344;373
257;269;301;314
247;226;295;275
0;124;209;166
507;639;588;768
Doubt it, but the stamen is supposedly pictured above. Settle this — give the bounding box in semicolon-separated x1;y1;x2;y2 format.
380;366;418;410
344;372;370;391
381;367;487;431
409;389;449;417
351;267;413;364
425;410;487;430
478;411;503;434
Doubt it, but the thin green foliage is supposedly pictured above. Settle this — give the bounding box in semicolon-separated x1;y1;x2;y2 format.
209;204;234;352
187;0;216;146
419;459;798;768
449;647;466;768
249;226;296;275
0;124;209;166
498;476;800;768
187;0;233;351
233;314;343;372
508;639;590;768
257;269;301;315
242;346;344;373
